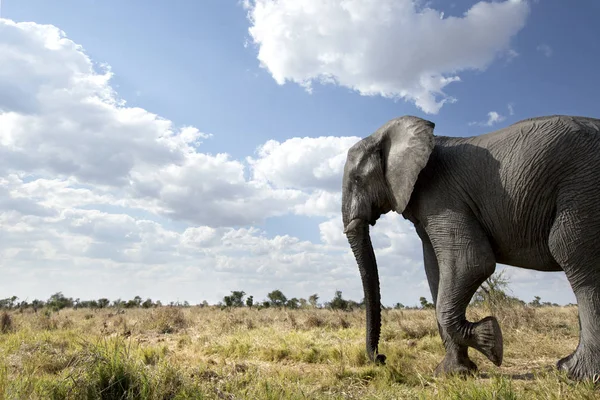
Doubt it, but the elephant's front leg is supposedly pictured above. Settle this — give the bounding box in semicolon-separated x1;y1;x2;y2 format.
421;234;473;374
429;223;504;376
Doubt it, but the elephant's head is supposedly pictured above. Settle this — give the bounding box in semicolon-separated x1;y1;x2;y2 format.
341;116;435;363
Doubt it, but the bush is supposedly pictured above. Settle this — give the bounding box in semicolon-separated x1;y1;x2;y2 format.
471;270;525;312
73;339;151;399
145;307;188;334
0;312;12;334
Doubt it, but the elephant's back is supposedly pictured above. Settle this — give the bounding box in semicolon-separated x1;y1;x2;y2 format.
509;114;600;129
465;115;600;169
482;115;600;145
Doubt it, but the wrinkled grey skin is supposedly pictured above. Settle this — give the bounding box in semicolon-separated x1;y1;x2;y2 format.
342;115;600;380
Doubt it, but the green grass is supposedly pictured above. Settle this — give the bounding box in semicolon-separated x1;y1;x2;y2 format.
0;306;596;399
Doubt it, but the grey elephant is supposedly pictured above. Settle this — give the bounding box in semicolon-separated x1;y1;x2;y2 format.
341;114;600;380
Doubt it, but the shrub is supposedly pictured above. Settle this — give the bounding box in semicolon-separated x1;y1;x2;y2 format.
145;307;188;334
0;312;12;334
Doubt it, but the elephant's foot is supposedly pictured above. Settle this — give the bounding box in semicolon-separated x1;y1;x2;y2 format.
468;316;503;366
433;349;477;377
557;346;600;381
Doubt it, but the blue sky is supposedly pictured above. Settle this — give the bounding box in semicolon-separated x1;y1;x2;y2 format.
0;0;598;306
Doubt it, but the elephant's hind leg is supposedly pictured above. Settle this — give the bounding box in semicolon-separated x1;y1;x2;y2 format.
428;215;503;376
549;206;600;381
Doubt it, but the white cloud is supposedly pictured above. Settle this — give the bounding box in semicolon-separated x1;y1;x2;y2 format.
507;102;515;116
294;190;341;217
468;110;507;127
485;111;506;126
244;0;530;114
0;19;308;228
248;135;362;218
249;136;360;192
0;173;435;305
536;43;553;57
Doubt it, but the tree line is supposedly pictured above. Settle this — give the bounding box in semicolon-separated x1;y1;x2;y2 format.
0;273;570;312
0;292;206;312
220;289;366;310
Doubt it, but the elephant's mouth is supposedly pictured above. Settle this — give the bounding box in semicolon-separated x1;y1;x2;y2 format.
344;218;367;234
344;216;378;234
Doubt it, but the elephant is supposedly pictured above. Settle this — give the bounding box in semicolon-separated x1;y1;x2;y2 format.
341;114;600;380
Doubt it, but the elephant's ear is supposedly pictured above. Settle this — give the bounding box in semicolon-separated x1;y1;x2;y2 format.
377;116;435;214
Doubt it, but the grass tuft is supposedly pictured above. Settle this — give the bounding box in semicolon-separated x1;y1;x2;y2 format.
0;312;13;334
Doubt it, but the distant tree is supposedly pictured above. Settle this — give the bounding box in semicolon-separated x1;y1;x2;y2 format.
286;298;300;309
529;296;542;307
224;291;246;308
246;295;254;308
419;296;434;309
0;296;19;309
112;298;125;308
394;303;405;309
327;290;350;311
97;298;110;309
308;294;320;308
31;299;44;313
267;290;287;307
81;300;99;309
125;296;143;308
47;292;73;311
142;298;154;308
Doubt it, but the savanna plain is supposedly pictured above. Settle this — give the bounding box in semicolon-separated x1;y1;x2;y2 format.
0;299;598;399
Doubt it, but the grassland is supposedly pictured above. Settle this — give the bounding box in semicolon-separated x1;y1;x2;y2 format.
0;304;597;399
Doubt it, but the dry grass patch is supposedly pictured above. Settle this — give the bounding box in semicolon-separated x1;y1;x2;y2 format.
0;305;593;399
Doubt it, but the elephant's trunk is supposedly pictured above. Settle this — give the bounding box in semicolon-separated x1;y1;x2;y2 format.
345;219;386;364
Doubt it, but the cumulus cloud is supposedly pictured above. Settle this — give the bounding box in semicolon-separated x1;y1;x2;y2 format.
248;136;360;192
244;0;530;113
248;135;361;217
0;19;309;228
0;172;435;305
